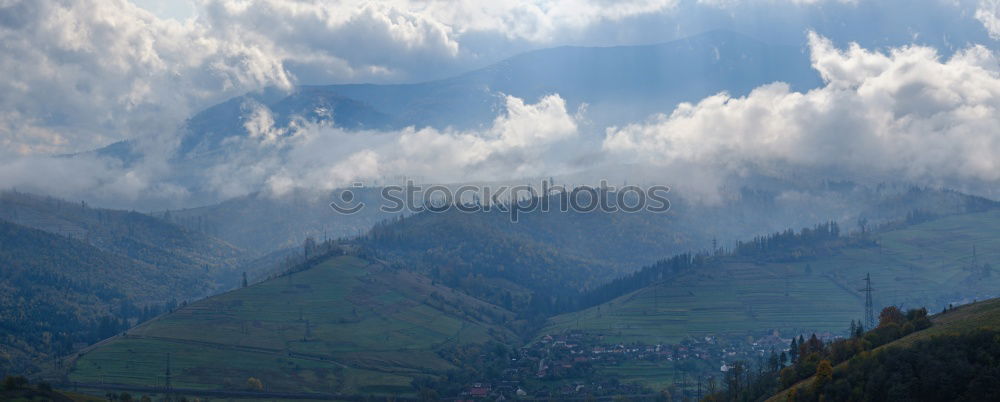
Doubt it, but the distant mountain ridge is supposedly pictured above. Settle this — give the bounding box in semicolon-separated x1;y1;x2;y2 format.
0;190;245;289
98;30;820;164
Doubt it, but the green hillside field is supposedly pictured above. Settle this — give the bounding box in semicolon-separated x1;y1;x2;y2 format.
62;255;517;396
544;209;1000;344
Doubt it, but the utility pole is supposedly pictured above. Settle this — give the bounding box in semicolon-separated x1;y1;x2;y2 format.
164;352;172;391
860;273;875;330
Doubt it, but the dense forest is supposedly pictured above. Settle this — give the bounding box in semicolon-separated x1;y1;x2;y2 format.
796;328;1000;401
0;191;245;289
0;221;180;376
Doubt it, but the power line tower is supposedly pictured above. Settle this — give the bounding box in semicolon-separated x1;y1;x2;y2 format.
860;273;875;330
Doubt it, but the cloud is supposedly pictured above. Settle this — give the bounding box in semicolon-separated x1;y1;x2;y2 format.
0;0;293;155
245;94;581;197
1;0;994;157
0;0;677;156
978;0;1000;40
406;0;679;42
0;93;580;206
603;32;1000;200
697;0;857;7
3;0;1000;209
0;150;190;205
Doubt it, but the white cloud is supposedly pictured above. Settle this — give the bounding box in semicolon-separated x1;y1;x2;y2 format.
0;0;294;155
1;0;994;157
604;32;1000;199
697;0;857;7
0;90;580;206
978;0;1000;39
406;0;679;42
2;0;1000;209
0;0;678;156
256;94;580;196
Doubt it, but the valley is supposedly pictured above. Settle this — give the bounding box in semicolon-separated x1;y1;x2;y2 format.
4;7;1000;400
46;204;1000;399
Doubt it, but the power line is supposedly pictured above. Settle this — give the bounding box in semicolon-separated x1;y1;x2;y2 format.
859;273;875;330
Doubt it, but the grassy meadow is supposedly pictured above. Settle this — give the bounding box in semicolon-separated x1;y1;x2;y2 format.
545;209;1000;343
67;255;516;395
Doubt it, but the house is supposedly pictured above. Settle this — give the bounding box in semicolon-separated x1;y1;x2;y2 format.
469;384;490;398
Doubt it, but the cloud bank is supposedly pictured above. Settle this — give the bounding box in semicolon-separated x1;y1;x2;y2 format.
3;1;1000;208
0;0;293;154
2;0;997;157
6;31;1000;207
604;32;1000;200
211;94;582;199
0;0;686;156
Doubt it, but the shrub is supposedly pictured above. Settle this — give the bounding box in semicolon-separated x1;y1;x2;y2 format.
2;375;28;391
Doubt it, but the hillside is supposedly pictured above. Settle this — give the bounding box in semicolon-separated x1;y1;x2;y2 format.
61;254;518;396
0;191;245;289
0;220;201;376
165;188;396;255
352;184;995;317
159;178;995;270
767;298;1000;401
47;200;1000;399
544;207;1000;344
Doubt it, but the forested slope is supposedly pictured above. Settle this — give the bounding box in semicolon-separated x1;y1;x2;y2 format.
0;221;203;376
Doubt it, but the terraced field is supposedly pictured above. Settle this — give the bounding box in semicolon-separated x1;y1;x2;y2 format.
545;209;1000;343
66;255;517;395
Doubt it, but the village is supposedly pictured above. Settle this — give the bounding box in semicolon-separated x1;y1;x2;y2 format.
453;329;841;400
